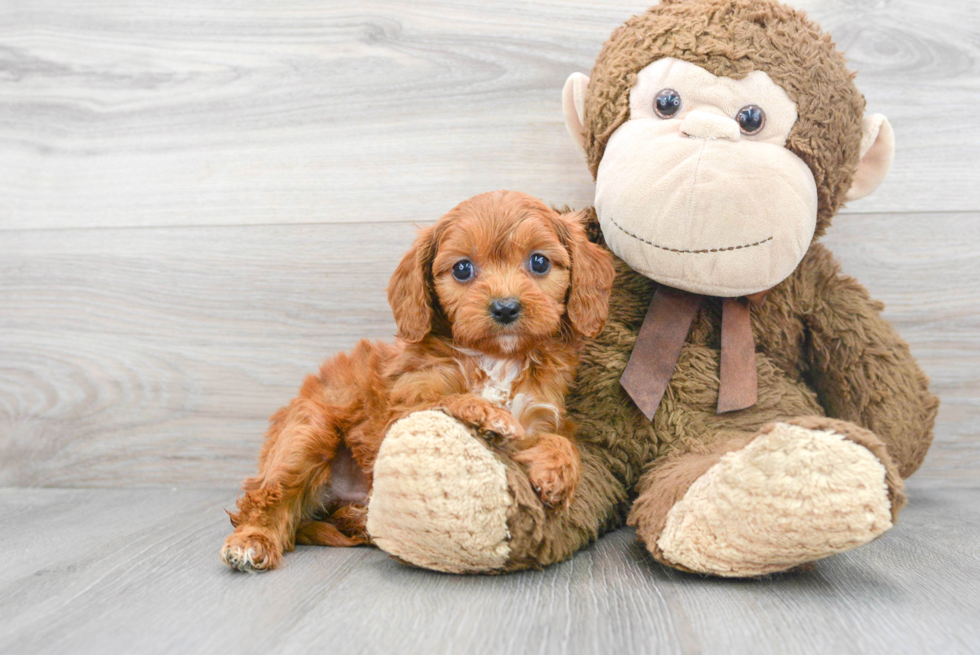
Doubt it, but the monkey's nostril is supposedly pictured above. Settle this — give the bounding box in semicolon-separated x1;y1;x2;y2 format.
489;298;522;325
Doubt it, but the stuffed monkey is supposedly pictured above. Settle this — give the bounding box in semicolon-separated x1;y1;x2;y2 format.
364;0;938;576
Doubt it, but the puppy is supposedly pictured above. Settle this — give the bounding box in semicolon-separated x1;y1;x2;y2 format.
221;190;615;572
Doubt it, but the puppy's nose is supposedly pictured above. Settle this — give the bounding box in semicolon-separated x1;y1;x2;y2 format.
489;298;522;325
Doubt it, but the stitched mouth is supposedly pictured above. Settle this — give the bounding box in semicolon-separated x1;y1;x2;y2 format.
607;215;773;254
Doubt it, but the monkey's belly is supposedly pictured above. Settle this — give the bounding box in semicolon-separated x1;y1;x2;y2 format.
568;332;824;487
653;344;824;453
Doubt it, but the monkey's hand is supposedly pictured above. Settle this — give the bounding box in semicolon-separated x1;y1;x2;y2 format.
801;244;939;477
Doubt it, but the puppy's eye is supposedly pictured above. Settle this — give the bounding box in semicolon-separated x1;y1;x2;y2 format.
654;89;682;118
736;105;765;134
529;253;550;275
451;259;474;282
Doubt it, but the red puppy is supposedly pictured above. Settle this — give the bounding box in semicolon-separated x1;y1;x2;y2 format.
221;190;615;572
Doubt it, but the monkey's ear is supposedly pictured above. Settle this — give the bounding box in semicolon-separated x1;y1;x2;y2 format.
562;73;589;151
387;226;437;343
845;114;895;202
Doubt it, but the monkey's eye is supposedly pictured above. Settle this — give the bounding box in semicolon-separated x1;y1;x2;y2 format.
654;89;682;118
736;105;766;134
529;253;551;275
452;259;474;282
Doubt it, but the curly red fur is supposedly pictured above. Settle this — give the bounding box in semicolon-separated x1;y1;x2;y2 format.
220;190;615;572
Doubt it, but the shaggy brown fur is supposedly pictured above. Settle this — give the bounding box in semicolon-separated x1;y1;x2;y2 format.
481;0;939;571
220;190;615;572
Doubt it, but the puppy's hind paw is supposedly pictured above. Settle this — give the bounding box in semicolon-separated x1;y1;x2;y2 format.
221;531;281;573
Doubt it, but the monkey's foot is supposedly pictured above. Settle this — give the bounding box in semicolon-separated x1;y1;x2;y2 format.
656;422;896;577
366;410;513;573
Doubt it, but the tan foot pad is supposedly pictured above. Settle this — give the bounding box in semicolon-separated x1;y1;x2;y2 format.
366;410;512;573
658;423;894;577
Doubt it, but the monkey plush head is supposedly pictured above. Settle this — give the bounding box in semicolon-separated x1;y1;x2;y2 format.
562;0;894;297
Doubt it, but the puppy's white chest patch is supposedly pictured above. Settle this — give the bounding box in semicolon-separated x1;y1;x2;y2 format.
457;351;562;434
473;356;524;408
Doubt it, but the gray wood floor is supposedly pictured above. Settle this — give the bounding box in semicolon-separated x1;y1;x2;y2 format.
1;0;979;653
2;480;980;655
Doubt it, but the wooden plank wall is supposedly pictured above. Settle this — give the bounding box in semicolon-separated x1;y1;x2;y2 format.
1;0;978;488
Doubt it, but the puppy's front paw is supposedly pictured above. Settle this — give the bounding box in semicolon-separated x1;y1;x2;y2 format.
481;408;525;442
439;397;525;441
512;436;581;509
525;459;578;508
221;531;281;573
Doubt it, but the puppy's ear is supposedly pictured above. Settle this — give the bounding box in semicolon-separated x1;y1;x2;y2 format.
388;225;439;343
558;211;615;339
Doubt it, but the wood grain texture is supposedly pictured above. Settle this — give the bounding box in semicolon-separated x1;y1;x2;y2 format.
1;1;978;649
0;0;977;232
1;482;979;655
0;221;415;487
1;213;977;488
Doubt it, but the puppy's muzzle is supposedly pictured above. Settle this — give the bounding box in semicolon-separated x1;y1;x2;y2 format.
489;298;522;325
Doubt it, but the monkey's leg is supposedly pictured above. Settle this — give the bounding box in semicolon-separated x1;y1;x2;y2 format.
628;416;906;577
366;410;627;573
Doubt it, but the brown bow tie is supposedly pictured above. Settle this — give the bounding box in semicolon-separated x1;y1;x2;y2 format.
620;286;767;421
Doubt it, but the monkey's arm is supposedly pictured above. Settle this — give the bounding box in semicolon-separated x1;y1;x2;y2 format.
800;243;939;477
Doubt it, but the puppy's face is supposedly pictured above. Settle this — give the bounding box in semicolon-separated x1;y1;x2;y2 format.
432;200;571;355
388;191;615;356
